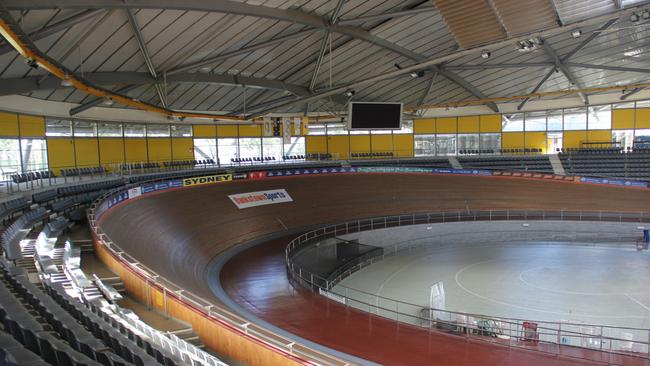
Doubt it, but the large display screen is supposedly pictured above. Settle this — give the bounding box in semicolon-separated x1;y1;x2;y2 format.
348;102;403;130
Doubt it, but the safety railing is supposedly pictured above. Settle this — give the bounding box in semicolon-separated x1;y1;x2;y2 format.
285;210;650;362
87;184;351;366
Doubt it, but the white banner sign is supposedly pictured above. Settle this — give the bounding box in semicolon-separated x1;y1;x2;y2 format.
228;189;293;209
127;186;142;199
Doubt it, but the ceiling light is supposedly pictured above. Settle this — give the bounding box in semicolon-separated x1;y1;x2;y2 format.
410;72;419;78
102;98;114;106
344;90;355;97
630;13;640;22
643;10;650;19
624;49;642;57
199;66;212;73
571;29;582;38
480;50;491;59
25;58;38;69
61;75;73;87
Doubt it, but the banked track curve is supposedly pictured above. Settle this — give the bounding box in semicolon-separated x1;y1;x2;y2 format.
97;173;650;366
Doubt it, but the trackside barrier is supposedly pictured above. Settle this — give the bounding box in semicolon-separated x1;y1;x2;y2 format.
88;178;350;366
285;210;650;363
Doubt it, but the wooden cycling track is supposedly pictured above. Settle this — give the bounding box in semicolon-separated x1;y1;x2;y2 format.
99;173;650;366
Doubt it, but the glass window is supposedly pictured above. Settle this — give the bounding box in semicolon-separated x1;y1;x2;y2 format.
147;124;170;137
326;123;348;135
480;133;501;152
525;111;546;131
563;107;587;130
171;125;192;137
458;134;479;152
218;138;239;164
394;120;413;134
414;135;435;157
0;138;21;174
262;137;283;160
635;129;650;149
436;134;456;156
21;139;47;172
588;105;611;130
307;124;326;135
97;122;122;137
73;120;97;137
194;138;217;162
502;113;523;132
613;102;635;109
613;130;635;151
124;124;146;137
46;119;72;136
238;137;261;158
349;129;369;135
636;100;650;108
547;110;563;131
284;137;305;156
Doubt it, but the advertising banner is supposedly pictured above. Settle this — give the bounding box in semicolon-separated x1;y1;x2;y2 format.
228;189;293;209
266;167;357;177
182;174;233;187
127;186;141;199
579;176;647;188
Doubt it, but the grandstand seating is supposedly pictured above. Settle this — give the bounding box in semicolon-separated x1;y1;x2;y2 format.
11;171;55;184
458;155;554;173
282;155;304;160
231;156;276;164
1;208;48;260
120;162;160;171
306;153;332;160
559;149;650;180
350;152;394;159
60;167;106;177
0;197;30;222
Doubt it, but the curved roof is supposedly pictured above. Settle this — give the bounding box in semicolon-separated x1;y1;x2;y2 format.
1;0;650;117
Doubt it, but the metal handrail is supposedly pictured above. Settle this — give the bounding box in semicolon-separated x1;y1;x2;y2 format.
285;210;650;360
88;184;350;366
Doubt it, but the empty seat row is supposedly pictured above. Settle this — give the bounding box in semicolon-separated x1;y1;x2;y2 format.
350;152;394;158
120;162;159;170
0;197;30;222
32;189;58;204
61;167;106;177
162;160;201;168
11;171;55;184
559;147;622;154
1;207;48;260
0;330;50;366
56;179;123;197
231;156;276;163
458;149;497;155
283;155;304;160
306;153;332;160
499;148;543;154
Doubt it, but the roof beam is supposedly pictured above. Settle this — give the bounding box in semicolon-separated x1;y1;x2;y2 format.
0;72;311;96
337;7;435;26
70;85;137;115
562;18;618;61
542;42;588;104
620;87;644;100
309;0;345;91
516;68;555;110
566;62;650;74
416;72;438;109
432;65;499;112
444;62;553;71
125;9;167;107
168;30;314;75
0;9;103;56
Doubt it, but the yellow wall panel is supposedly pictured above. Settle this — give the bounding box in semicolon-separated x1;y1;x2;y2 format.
327;135;349;159
0;111;18;136
124;138;148;163
612;109;635;129
414;119;435;134
524;132;546;153
99;138;124;169
217;125;238;137
18;114;45;137
306;136;327;154
502;132;524;149
74;138;99;167
193;125;217;137
636;108;650;128
563;130;587;149
238;124;261;137
371;134;392;152
172;138;194;160
436;117;457;133
393;134;414;158
301;117;309;136
349;135;371;152
47;138;75;173
587;130;612;142
480;114;502;133
148;138;171;162
458;116;479;133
